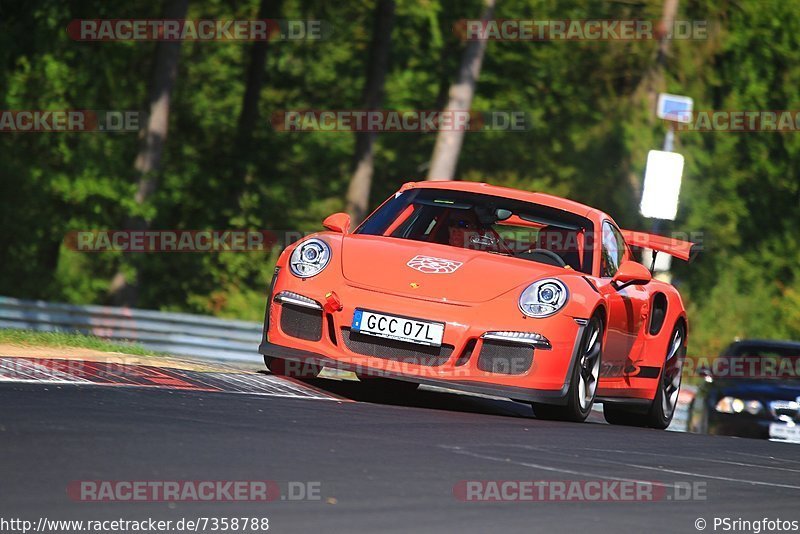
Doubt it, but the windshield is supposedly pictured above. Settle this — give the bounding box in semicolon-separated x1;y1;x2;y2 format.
357;188;594;274
715;343;800;381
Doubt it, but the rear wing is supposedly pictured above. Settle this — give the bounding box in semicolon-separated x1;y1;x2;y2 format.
620;230;696;262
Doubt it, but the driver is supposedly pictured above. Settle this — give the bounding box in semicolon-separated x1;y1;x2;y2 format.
535;226;582;270
447;211;505;252
447;214;480;249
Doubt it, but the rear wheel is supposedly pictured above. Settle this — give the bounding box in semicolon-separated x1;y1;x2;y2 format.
531;315;603;422
264;355;321;378
603;323;686;429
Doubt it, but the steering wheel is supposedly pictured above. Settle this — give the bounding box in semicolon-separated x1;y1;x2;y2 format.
521;248;567;267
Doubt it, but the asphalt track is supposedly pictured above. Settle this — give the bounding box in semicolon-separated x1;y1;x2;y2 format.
1;365;800;534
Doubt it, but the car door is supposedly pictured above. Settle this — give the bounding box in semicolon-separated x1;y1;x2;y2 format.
596;221;649;378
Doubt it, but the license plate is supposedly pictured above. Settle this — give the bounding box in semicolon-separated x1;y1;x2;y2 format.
351;309;444;347
769;422;800;443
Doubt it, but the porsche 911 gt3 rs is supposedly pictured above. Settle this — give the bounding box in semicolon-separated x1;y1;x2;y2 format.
259;181;694;428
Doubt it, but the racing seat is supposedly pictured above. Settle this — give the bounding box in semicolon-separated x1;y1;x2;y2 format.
535;226;583;271
448;225;474;249
445;214;480;249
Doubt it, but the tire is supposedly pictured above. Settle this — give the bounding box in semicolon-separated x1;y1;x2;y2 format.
531;314;603;422
263;355;321;378
603;322;686;429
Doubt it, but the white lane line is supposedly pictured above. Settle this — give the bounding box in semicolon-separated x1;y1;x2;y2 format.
501;445;800;491
599;461;800;490
558;446;800;475
439;445;678;488
727;450;800;465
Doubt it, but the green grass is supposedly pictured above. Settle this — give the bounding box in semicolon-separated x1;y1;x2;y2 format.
0;329;165;356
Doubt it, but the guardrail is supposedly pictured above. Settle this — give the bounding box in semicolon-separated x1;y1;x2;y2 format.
0;296;263;362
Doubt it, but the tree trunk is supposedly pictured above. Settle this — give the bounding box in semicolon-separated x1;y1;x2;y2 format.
231;0;283;201
108;0;189;307
426;0;495;181
345;0;396;224
627;0;679;197
647;0;679;112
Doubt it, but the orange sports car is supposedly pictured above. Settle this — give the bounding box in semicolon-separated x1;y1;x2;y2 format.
259;181;695;428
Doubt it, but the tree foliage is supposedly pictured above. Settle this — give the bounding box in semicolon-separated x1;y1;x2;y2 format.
1;0;798;357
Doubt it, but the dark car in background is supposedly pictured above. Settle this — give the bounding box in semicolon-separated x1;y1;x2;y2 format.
689;339;800;442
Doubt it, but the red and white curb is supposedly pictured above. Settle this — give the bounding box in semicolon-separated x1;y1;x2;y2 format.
0;356;343;401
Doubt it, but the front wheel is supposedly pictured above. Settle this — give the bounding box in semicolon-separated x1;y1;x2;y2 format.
603;323;686;429
531;315;603;422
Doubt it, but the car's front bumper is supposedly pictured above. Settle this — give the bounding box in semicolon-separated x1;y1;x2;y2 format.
259;272;587;404
707;412;773;439
259;339;583;404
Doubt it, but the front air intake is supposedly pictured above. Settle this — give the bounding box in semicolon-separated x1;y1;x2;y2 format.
279;303;323;341
476;340;533;375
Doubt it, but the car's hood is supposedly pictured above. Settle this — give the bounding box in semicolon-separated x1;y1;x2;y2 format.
340;235;562;303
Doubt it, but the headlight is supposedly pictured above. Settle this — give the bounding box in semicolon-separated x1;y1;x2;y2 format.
519;279;569;318
289;238;331;278
715;396;763;415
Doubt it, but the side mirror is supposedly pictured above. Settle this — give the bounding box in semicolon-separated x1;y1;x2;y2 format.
612;260;652;289
323;212;351;234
